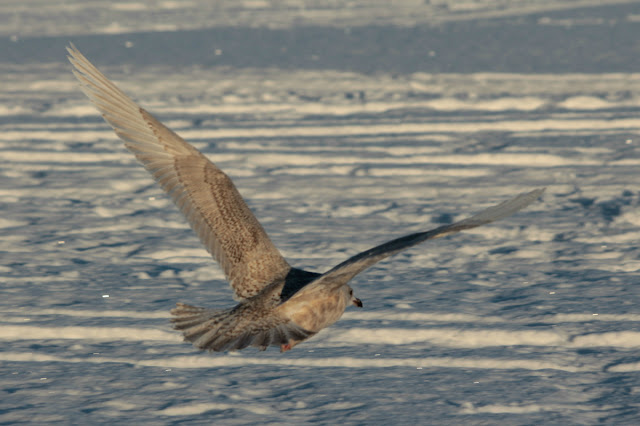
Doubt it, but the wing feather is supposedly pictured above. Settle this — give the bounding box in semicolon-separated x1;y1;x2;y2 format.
290;188;544;297
67;44;290;299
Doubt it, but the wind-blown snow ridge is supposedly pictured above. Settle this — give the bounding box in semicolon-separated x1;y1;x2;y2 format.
459;402;605;415
0;325;178;342
6;308;640;323
3;324;640;350
327;327;640;349
158;402;277;417
0;308;169;319
3;0;636;37
5;118;640;143
0;352;590;372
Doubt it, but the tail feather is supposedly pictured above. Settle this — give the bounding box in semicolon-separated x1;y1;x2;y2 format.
251;329;272;351
170;303;230;332
170;302;314;352
232;332;256;351
193;318;239;350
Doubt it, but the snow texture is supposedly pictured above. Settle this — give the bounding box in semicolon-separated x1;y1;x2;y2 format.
2;1;640;424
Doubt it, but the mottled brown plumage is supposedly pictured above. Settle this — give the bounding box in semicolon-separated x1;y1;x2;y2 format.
68;44;543;353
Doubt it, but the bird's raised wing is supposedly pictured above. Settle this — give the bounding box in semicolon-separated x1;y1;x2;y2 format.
67;44;290;300
289;188;544;297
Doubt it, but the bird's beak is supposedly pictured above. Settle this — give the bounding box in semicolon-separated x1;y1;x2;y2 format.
353;297;363;308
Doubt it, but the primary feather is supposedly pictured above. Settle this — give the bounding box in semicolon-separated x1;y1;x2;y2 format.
67;44;291;301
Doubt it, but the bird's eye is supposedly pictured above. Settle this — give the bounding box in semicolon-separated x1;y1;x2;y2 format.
349;289;353;296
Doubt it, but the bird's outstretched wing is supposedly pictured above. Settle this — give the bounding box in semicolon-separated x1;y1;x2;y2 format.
289;188;544;297
67;44;290;299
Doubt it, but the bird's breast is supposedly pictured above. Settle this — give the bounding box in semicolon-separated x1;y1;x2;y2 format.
283;290;349;333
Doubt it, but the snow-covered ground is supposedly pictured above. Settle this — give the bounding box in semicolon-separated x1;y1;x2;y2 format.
2;1;640;424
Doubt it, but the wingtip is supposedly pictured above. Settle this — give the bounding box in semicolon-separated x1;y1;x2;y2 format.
66;42;92;70
66;42;78;59
517;187;545;204
66;44;82;69
530;187;546;198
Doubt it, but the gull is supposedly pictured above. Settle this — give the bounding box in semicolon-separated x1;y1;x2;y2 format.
67;44;544;353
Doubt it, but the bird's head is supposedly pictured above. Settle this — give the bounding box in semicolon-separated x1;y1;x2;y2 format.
348;286;363;308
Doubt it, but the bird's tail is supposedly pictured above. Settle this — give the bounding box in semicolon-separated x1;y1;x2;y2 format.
170;302;314;352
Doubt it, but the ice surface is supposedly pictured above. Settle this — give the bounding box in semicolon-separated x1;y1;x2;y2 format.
2;1;640;425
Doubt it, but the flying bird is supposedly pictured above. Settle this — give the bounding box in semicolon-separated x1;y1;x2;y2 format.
67;44;544;353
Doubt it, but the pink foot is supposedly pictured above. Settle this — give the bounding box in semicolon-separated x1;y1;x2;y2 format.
281;343;292;352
